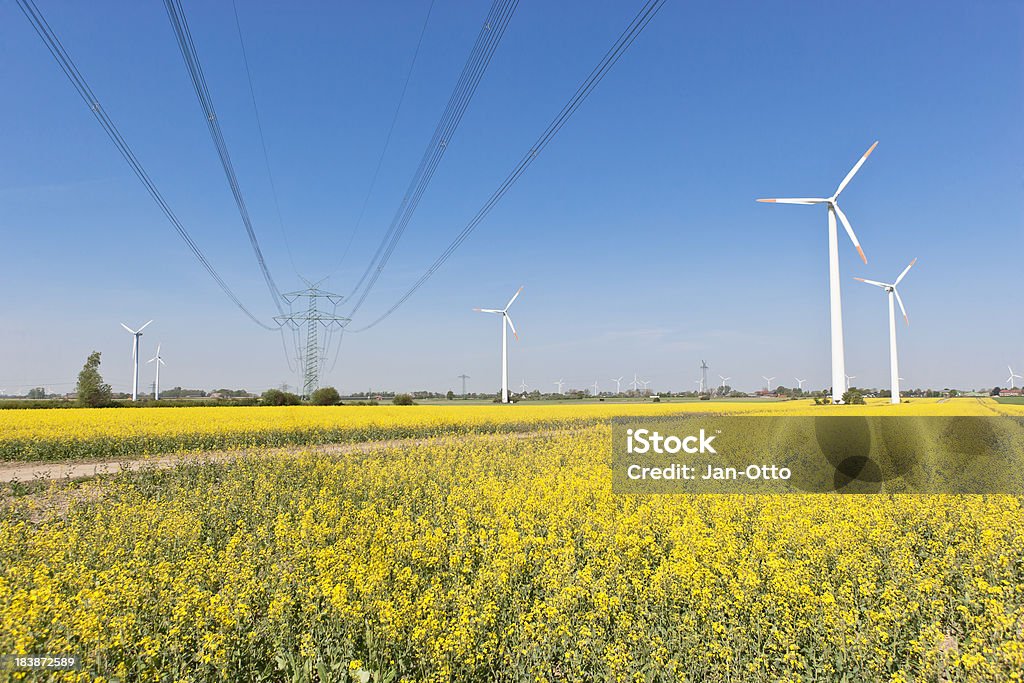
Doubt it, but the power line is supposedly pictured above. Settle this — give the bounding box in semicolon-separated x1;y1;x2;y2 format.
231;0;302;280
163;0;285;315
329;0;437;280
343;0;519;315
15;0;277;331
350;0;668;332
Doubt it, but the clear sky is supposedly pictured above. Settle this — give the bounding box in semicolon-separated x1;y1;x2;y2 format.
1;0;1021;396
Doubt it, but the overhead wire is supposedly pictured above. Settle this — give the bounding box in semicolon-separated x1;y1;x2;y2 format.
14;0;277;330
329;0;437;279
162;0;286;315
342;0;519;316
230;0;302;280
349;0;669;332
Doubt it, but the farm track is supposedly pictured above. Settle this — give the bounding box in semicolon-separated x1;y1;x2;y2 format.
0;427;573;484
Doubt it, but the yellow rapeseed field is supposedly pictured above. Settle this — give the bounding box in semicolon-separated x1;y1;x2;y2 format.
1;399;1023;681
2;397;1017;461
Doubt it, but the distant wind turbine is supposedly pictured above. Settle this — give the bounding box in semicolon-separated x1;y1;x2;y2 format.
758;141;878;403
795;377;807;391
611;376;623;394
845;374;856;391
147;343;166;400
474;286;522;404
1008;366;1022;390
553;378;565;394
856;257;916;404
519;379;528;394
592;380;599;396
719;375;731;391
640;380;650;392
762;376;775;392
629;374;640;392
120;320;153;401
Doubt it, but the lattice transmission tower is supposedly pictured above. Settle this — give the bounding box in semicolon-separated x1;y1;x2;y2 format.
274;283;350;397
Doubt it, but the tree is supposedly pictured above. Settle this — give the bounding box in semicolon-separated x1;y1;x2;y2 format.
991;387;1001;396
446;390;455;400
27;387;47;399
76;351;112;407
261;389;301;406
841;389;866;405
310;386;341;406
393;393;415;406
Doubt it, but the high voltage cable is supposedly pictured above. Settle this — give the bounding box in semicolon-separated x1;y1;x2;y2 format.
350;0;668;332
231;0;302;280
343;0;519;315
163;0;285;315
15;0;277;331
329;0;437;279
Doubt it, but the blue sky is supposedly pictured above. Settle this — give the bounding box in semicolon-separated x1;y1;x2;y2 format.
1;0;1021;395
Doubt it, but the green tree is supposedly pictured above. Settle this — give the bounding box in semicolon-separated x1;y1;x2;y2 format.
76;351;112;407
261;389;301;406
310;386;341;406
446;390;455;400
27;387;47;399
841;389;866;405
392;393;415;406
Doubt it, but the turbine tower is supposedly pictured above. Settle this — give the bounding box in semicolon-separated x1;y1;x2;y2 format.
592;380;599;396
1007;366;1022;390
795;377;807;391
147;343;166;400
553;378;565;394
699;360;709;394
458;374;470;396
762;376;775;392
611;376;623;394
856;257;916;404
120;320;152;401
474;286;523;404
758;141;877;403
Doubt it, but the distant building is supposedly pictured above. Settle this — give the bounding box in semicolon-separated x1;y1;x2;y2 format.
1000;388;1023;397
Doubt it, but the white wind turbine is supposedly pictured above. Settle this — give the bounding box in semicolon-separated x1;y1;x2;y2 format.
1007;366;1022;390
855;258;916;404
758;142;877;403
120;320;153;401
795;377;807;391
640;380;650;393
592;380;599;396
474;287;522;404
629;374;640;392
611;376;623;394
719;375;731;392
845;374;856;391
519;379;528;394
147;344;166;400
553;379;565;394
762;376;775;392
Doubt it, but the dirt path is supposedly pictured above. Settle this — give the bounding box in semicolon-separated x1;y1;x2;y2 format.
0;428;571;483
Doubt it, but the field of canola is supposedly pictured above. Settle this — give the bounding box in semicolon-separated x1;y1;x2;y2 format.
2;399;1024;681
2;397;1018;462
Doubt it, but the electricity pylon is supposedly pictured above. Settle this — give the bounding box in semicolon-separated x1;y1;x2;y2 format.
274;282;350;397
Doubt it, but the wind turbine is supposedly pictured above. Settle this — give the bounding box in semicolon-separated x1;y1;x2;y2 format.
474;286;522;404
1008;366;1022;390
758;142;877;403
795;377;807;391
719;375;731;391
640;379;650;393
611;376;623;394
845;374;856;392
855;257;916;404
762;376;775;392
519;379;528;394
120;320;153;401
629;374;640;392
553;379;565;394
147;344;166;400
592;380;599;396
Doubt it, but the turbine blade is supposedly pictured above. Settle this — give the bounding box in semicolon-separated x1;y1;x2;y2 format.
894;289;909;324
894;257;917;286
120;323;135;333
474;308;501;314
833;204;867;263
853;277;888;288
505;314;518;340
756;198;826;205
138;320;153;332
834;141;878;197
505;286;523;310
